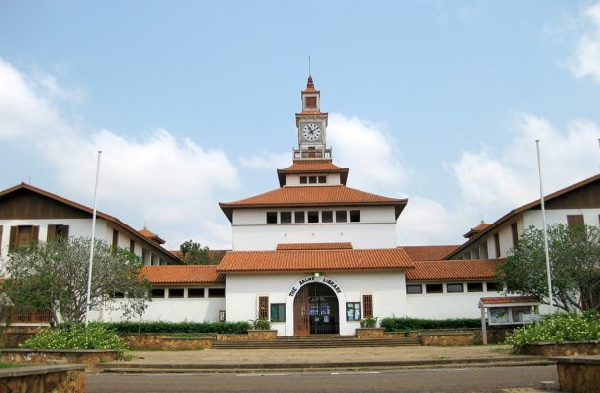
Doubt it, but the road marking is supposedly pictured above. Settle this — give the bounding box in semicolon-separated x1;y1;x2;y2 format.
331;371;381;375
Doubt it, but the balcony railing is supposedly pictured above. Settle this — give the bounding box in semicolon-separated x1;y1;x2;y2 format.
293;148;332;160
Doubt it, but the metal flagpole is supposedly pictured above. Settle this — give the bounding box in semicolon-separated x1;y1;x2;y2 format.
535;140;553;315
85;151;102;326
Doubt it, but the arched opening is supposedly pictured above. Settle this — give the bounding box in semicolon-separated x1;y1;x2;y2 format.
293;282;340;335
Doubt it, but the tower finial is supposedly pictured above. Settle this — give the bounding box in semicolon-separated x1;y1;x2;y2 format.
308;55;311;77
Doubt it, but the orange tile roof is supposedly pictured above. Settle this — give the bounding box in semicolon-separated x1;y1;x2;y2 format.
219;185;407;222
277;160;349;186
401;245;460;261
139;227;165;245
479;296;539;305
447;173;600;259
141;265;224;284
276;242;353;250
405;259;502;281
218;248;414;273
463;223;492;239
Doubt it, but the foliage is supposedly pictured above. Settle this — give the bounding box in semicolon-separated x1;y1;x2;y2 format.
3;237;151;325
497;224;600;312
22;323;127;356
100;321;251;334
504;312;600;352
360;316;378;328
179;240;219;265
380;317;481;332
249;317;271;330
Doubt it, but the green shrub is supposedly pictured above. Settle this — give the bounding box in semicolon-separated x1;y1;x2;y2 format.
249;317;271;330
380;317;480;332
505;312;600;352
100;321;251;334
360;316;378;328
22;323;126;356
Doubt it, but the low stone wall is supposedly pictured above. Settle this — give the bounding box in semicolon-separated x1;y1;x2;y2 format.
217;330;278;342
553;356;600;393
0;326;40;347
0;348;119;370
0;364;85;393
420;332;475;346
122;334;215;350
356;328;387;338
521;341;600;357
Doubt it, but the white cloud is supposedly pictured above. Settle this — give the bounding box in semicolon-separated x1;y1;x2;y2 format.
327;113;410;192
239;151;289;169
570;2;600;83
0;58;240;250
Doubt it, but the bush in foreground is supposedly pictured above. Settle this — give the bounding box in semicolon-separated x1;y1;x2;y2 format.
100;321;251;334
22;323;126;356
380;317;480;332
504;312;600;352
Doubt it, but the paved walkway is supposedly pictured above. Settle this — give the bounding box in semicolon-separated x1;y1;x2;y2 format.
125;344;522;366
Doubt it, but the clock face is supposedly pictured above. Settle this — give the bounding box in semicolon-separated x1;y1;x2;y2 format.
302;123;321;141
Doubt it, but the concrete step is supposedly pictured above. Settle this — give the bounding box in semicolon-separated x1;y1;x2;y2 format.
212;337;421;349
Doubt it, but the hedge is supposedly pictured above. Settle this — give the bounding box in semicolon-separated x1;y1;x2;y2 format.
380;317;481;332
100;321;251;334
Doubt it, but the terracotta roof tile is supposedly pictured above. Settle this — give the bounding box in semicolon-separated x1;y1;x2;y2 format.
139;227;165;245
406;259;502;281
219;185;407;222
217;248;414;273
463;223;492;239
277;242;352;250
141;265;224;284
479;296;539;305
277;160;349;186
402;245;460;261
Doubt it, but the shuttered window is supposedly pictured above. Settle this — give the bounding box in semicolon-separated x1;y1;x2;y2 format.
112;229;119;247
511;223;518;247
362;294;373;318
567;215;584;227
258;296;269;319
47;224;69;241
494;233;501;258
9;225;39;251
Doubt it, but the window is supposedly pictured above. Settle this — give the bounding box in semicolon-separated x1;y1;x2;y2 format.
219;310;226;322
112;229;119;247
8;225;39;251
567;214;584;227
346;302;361;321
350;210;361;223
305;96;317;108
270;304;285;322
151;288;165;298
294;211;305;224
406;284;423;294
280;212;292;224
209;288;225;298
336;211;347;223
130;239;135;253
480;243;488;259
471;248;479;259
494;233;501;258
47;224;69;241
309;176;317;184
467;282;484;292
266;212;278;224
446;283;464;293
486;282;499;291
300;176;307;184
511;222;518;247
307;211;319;223
258;296;269;319
322;211;333;223
318;176;326;184
188;288;205;298
169;288;184;298
425;284;443;293
362;295;373;318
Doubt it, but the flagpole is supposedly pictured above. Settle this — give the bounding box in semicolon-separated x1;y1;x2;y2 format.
85;151;102;326
535;140;553;314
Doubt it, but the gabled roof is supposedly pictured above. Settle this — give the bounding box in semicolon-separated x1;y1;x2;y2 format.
0;183;181;263
139;227;166;245
217;248;414;273
446;173;600;259
405;259;502;281
276;242;352;250
402;245;460;261
277;160;349;186
141;265;224;284
463;223;491;239
219;185;407;222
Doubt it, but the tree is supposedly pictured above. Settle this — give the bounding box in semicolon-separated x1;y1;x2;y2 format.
496;224;600;312
179;240;218;265
2;237;151;326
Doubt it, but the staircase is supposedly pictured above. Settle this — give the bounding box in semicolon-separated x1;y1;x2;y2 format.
212;336;421;349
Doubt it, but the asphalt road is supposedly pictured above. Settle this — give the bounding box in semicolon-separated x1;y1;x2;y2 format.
87;365;559;393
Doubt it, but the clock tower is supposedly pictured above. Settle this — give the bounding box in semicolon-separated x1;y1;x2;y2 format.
294;75;330;160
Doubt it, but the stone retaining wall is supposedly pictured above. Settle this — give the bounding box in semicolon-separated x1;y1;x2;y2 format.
420;332;475;346
0;326;39;347
123;334;215;350
521;341;600;357
553;356;600;393
0;364;85;393
0;348;119;370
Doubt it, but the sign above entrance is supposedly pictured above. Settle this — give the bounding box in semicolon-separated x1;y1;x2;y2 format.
288;275;343;297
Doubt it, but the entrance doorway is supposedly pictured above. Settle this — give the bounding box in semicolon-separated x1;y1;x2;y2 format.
293;283;339;336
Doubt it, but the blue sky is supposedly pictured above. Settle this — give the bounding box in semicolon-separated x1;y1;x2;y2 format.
1;1;600;250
